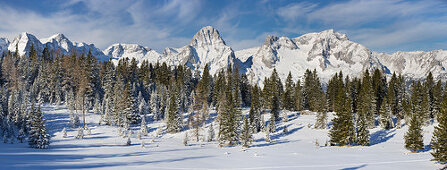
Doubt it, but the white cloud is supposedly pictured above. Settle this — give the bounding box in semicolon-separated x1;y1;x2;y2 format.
275;0;447;52
276;2;317;21
0;0;203;52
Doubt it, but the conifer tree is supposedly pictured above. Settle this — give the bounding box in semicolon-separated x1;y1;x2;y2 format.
62;127;67;138
207;123;215;142
294;80;303;111
271;95;280;121
265;130;271;143
241;117;253;148
126;135;131;145
28;105;50;149
268;115;276;133
356;111;370;146
140;117;148;136
314;111;328;129
249;85;262;132
329;78;355;146
358;70;375;128
379;98;393;129
404;112;424;152
17;128;25;143
283;72;295;110
183;132;189;146
166;86;181;134
430;86;447;162
432;80;442;122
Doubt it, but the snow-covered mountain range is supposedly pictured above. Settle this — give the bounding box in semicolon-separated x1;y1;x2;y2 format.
1;26;446;85
3;32;108;61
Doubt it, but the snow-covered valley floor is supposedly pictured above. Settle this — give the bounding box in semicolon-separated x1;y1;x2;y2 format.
0;105;442;170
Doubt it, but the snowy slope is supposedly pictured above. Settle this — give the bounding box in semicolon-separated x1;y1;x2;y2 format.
103;43;161;65
238;30;386;85
374;50;447;80
0;105;438;169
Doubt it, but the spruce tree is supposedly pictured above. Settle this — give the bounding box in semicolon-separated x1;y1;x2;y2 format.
207;123;215;142
241;117;253;148
283;72;295;110
140;117;148;136
430;87;447;162
314;111;328;129
379;98;393;129
28;105;50;149
404;112;424;152
268;115;276;133
167;85;181;134
329;78;355;146
358;70;375;128
356;110;370;146
294;80;303;111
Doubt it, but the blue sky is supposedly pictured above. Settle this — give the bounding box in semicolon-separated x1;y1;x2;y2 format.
0;0;446;53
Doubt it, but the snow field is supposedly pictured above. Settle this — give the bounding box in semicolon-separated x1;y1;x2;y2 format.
0;105;440;169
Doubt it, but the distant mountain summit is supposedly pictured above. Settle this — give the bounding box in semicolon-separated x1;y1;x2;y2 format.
6;32;109;61
1;27;446;85
161;26;235;75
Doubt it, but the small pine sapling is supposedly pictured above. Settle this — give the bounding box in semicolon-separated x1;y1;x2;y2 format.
62;127;67;138
283;126;288;134
126;136;132;146
268;116;276;133
17;129;25;143
137;131;142;140
183;132;189;146
282;112;288;123
265;130;271;143
76;128;84;139
207;123;215;142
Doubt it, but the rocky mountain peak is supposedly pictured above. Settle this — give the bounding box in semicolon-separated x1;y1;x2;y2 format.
189;26;226;47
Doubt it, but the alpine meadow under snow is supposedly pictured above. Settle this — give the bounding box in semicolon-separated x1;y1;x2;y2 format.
0;25;446;170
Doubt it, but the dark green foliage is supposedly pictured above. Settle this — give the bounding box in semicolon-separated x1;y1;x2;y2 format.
241;117;253;148
282;72;295;111
404;112;424;152
430;87;447;162
28;105;50;149
329;76;355;146
303;69;324;112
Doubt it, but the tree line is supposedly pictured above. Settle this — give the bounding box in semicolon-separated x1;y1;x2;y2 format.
0;45;445;163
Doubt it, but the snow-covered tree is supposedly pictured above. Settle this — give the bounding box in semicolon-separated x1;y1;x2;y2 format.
405;112;424;152
76;128;84;139
28;105;50;149
430;90;447;162
183;132;189;146
240;117;253;148
268;115;276;133
379;98;393;129
207;123;215;142
140;116;148;136
126;135;131;146
62;127;67;138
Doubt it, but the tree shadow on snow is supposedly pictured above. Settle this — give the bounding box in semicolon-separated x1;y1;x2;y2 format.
0;149;213;169
250;139;295;148
271;125;303;140
420;144;432;152
370;129;396;146
340;164;367;170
